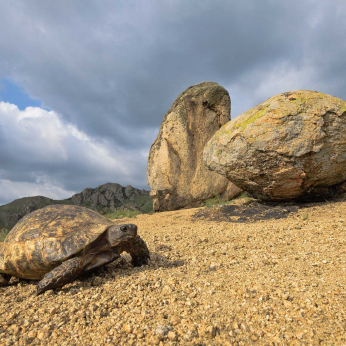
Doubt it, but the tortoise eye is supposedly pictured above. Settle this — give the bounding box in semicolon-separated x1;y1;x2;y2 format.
120;225;128;232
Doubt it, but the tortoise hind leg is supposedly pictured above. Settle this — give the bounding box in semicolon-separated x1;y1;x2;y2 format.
0;274;11;286
37;257;83;295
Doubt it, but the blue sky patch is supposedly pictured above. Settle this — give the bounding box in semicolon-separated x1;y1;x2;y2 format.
0;78;43;110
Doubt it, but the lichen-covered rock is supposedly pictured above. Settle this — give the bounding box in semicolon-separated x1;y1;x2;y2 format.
147;82;241;211
204;90;346;200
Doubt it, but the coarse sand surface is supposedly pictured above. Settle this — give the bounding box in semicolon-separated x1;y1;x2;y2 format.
1;197;346;345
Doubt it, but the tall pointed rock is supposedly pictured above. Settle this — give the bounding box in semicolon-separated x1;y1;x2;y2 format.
147;82;241;211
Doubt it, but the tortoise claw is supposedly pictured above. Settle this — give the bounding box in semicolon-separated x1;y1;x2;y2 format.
36;284;46;296
0;274;11;287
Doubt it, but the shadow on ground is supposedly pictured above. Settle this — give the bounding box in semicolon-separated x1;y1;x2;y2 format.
193;201;310;223
4;252;183;295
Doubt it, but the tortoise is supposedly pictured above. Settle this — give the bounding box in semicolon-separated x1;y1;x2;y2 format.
0;204;150;295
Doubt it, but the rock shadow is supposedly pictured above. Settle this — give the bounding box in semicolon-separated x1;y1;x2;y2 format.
193;201;306;223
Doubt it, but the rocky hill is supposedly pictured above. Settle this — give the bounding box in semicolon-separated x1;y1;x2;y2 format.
0;183;152;232
71;183;152;214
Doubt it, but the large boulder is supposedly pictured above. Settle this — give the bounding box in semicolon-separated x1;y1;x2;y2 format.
204;90;346;200
147;82;242;211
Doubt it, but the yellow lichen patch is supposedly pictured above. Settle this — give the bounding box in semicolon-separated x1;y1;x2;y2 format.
233;105;270;131
222;90;346;136
336;99;346;115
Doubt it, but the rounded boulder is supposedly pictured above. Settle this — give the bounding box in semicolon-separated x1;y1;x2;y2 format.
203;90;346;200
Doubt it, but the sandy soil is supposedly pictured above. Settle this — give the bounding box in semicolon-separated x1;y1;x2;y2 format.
1;197;346;345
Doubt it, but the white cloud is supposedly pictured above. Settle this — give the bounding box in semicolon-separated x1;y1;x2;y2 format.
0;101;131;168
0;102;148;204
0;178;75;203
0;102;68;161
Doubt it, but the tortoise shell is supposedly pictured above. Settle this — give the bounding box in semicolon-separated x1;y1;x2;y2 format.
1;204;114;280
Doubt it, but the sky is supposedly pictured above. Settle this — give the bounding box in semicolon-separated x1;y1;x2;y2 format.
0;0;345;205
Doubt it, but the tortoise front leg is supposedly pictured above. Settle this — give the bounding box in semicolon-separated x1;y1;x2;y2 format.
0;273;11;286
128;236;150;267
37;257;83;295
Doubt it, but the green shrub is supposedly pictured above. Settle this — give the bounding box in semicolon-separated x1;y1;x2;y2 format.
204;196;220;208
204;194;230;208
133;195;153;213
0;228;8;242
204;191;255;208
140;200;153;213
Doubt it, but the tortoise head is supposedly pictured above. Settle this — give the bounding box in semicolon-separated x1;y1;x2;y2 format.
107;223;138;246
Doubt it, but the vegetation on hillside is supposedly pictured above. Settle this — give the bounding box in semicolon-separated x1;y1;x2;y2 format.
104;210;142;220
0;228;7;242
0;197;74;231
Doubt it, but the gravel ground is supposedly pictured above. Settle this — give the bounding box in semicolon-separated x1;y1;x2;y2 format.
1;198;346;345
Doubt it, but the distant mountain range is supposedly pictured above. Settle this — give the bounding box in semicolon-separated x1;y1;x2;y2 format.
0;183;152;231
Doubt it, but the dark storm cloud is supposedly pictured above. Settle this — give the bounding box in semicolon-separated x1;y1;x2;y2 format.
0;0;345;204
1;1;338;132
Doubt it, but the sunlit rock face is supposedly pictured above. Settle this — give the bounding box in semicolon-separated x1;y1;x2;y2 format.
204;90;346;201
147;82;241;211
